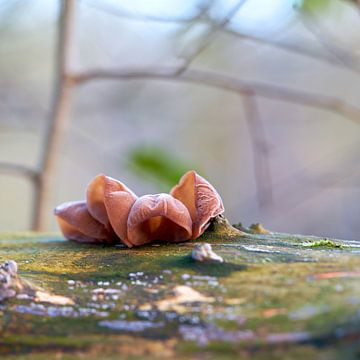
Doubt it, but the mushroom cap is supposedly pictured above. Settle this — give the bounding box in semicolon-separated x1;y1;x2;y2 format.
127;193;192;246
54;200;113;243
86;174;137;247
104;181;137;248
56;171;225;246
86;174;135;225
170;170;224;239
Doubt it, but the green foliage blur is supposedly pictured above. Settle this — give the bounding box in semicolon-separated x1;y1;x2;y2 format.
126;146;199;190
299;0;332;13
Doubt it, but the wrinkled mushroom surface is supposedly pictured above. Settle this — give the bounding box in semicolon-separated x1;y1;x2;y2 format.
55;171;225;247
127;194;192;247
55;201;113;244
171;170;224;239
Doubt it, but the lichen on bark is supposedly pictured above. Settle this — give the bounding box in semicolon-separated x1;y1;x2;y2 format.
0;223;360;359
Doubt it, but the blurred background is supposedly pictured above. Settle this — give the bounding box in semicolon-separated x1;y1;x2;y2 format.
0;0;360;239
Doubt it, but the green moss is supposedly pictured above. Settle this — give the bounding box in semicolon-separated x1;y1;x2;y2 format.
0;229;360;359
302;239;344;248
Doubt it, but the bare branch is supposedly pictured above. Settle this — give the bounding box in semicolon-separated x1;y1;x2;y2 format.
70;66;360;124
257;142;360;218
83;0;203;23
299;12;360;70
82;0;360;76
346;0;360;15
0;163;38;181
176;0;248;72
242;94;273;207
33;0;76;231
4;0;359;232
223;27;355;70
83;0;360;74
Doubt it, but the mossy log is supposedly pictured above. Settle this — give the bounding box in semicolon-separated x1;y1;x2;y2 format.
0;221;360;359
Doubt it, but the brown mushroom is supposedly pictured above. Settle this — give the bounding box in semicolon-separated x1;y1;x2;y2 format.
54;201;113;243
127;193;192;247
170;170;224;239
102;176;138;247
55;171;226;247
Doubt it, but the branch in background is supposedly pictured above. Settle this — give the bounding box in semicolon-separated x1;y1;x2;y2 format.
84;0;247;72
3;0;360;231
242;94;273;207
176;0;248;72
70;65;360;211
223;27;355;71
299;12;360;71
70;66;360;124
345;0;360;14
84;0;360;74
82;0;204;23
32;0;76;230
0;163;38;181
257;141;360;219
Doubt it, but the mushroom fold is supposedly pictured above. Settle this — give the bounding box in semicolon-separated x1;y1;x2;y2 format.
170;170;224;239
127;194;192;247
55;170;225;247
102;176;138;247
54;201;113;244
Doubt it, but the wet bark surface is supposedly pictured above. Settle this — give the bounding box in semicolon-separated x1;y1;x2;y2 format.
0;225;360;359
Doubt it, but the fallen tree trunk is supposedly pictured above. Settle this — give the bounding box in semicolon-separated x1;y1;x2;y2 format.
0;224;359;359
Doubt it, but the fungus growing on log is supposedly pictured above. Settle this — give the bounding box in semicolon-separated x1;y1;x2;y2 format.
55;171;235;247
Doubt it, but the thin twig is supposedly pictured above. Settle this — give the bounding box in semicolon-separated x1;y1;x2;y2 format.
3;0;360;231
176;0;248;72
223;27;353;70
82;0;202;23
300;12;360;70
346;0;360;15
258;141;360;219
0;163;38;181
84;0;360;74
242;94;273;206
70;66;360;124
33;0;76;230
